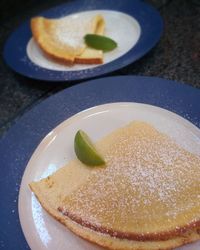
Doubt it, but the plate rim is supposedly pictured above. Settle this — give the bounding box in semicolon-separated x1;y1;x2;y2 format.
3;0;163;81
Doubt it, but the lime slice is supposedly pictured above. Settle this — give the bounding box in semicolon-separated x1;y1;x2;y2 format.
84;34;117;52
74;130;105;166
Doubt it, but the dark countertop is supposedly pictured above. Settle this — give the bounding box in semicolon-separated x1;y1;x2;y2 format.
0;0;199;138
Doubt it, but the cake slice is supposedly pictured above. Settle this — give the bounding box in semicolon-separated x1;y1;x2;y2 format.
31;14;105;64
30;121;200;250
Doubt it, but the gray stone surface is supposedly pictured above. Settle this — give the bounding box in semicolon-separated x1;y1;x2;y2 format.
0;0;199;137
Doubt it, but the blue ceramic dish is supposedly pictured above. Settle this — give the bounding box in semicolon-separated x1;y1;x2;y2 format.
3;0;163;81
0;76;200;249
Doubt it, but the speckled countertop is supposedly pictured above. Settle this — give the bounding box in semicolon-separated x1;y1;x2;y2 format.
0;0;199;138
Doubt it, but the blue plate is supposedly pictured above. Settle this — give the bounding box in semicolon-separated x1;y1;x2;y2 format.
0;76;200;249
3;0;163;81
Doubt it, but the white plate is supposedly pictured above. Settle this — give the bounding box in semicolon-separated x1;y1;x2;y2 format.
18;102;200;250
27;10;141;71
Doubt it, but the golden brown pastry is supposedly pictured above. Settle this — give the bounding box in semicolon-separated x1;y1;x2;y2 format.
30;121;200;249
31;14;105;64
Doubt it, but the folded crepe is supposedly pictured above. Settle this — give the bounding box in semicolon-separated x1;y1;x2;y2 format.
30;121;200;250
31;14;105;64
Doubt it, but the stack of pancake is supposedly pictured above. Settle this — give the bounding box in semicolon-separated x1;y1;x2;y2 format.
31;14;105;64
30;121;200;250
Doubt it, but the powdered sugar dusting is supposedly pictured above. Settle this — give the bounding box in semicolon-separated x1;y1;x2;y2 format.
54;15;93;49
61;122;200;233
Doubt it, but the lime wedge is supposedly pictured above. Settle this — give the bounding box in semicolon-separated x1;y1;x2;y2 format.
84;34;117;52
74;130;106;166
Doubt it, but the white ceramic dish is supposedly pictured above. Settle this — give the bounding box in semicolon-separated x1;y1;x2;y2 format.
19;102;200;250
27;10;141;71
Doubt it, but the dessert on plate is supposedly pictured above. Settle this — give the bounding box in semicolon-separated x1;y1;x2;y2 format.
31;14;105;65
30;121;200;250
